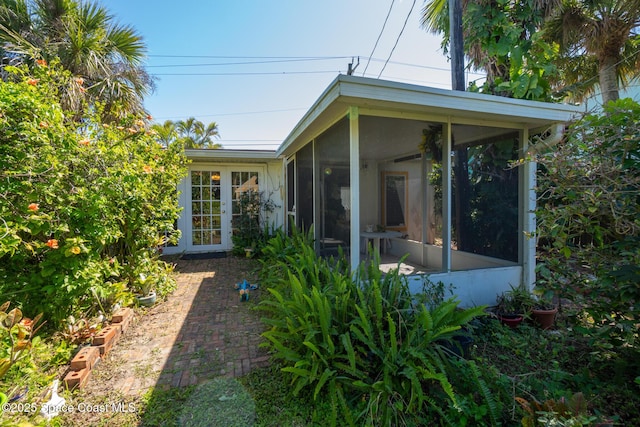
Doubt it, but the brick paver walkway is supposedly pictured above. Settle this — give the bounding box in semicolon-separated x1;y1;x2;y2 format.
90;256;270;396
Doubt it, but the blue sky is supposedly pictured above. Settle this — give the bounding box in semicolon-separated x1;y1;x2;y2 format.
104;0;481;149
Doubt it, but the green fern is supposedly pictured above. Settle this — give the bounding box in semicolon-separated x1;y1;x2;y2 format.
257;232;490;426
469;360;500;426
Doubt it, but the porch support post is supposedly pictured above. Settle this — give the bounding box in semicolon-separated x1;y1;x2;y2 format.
520;128;536;290
312;139;320;252
348;106;360;272
442;121;452;271
421;153;428;266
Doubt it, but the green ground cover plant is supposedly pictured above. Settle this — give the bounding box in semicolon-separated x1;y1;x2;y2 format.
253;229;639;425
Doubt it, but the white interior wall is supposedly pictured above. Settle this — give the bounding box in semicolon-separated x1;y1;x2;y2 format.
378;159;423;240
389;239;516;270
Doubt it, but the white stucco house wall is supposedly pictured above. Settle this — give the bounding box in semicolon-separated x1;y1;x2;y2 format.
165;75;582;306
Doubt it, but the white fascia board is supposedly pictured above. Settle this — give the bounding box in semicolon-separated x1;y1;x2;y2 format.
336;75;583;123
185;149;278;162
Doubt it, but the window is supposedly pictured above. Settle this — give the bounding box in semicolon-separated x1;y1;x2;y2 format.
382;172;408;230
231;171;260;235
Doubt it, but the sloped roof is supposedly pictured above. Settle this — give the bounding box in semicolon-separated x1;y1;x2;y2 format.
277;75;583;157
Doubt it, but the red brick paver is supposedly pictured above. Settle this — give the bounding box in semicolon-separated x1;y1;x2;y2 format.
91;256;270;396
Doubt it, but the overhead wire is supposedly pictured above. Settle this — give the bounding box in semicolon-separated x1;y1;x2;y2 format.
147;57;354;68
145;52;476;75
145;58;476;78
363;0;396;76
377;0;417;79
154;107;306;120
152;70;341;76
142;43;487;142
148;54;352;59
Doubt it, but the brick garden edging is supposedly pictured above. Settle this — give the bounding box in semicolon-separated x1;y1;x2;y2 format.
63;307;135;390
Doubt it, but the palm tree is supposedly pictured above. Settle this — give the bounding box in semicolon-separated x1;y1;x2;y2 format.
543;0;640;104
421;0;558;95
176;117;222;149
152;120;179;148
0;0;153;121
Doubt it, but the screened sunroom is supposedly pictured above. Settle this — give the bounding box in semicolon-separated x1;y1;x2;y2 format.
278;75;581;306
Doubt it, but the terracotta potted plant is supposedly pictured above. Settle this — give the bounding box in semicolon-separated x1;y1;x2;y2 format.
531;292;558;330
495;285;535;328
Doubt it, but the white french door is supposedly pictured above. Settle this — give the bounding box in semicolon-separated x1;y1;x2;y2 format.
184;166;265;252
187;169;229;252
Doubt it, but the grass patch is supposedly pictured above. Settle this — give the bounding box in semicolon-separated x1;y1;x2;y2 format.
139;385;196;426
139;378;258;427
240;363;336;427
177;378;256;426
472;316;640;425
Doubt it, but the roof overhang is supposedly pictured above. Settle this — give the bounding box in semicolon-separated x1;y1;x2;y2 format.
276;75;584;157
185;149;278;163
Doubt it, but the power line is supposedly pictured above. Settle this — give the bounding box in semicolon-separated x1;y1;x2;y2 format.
218;139;281;142
194;107;306;118
144;51;487;79
149;54;353;60
147;57;352;68
369;57;485;76
153;107;306;121
145;52;476;75
152;70;342;76
363;0;396;76
221;142;282;148
146;58;485;78
378;0;417;79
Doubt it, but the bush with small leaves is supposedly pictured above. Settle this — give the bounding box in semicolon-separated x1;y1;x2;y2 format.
0;63;187;327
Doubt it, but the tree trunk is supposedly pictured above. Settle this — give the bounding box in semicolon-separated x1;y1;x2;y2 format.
449;0;465;91
599;56;620;104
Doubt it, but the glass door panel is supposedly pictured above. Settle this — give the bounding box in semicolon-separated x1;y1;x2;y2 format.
190;170;225;250
230;170;260;238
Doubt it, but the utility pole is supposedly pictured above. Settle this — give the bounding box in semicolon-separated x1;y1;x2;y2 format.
449;0;470;252
347;57;360;76
449;0;465;91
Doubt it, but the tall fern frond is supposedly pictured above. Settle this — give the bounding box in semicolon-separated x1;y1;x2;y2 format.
314;367;337;400
341;333;357;373
468;360;500;426
387;312;398;361
424;395;457;427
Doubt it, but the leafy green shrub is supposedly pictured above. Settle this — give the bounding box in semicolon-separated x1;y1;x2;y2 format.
258;234;487;426
230;189;277;256
0;63;187;327
536;98;640;350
